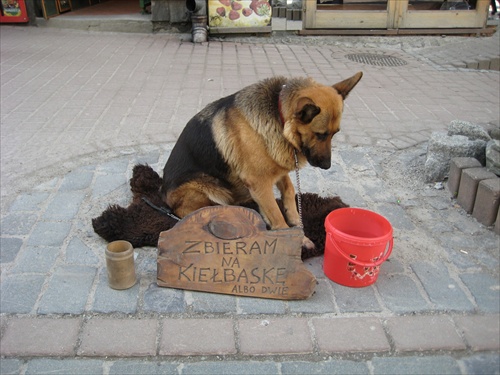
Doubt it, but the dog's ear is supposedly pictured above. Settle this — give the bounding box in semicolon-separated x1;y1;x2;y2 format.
332;71;363;100
295;98;321;124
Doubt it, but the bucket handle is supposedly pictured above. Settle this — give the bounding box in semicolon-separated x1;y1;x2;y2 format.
328;233;393;268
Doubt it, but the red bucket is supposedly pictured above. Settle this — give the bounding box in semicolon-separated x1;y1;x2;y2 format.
324;208;393;287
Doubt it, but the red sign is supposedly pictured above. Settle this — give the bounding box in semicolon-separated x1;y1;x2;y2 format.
1;0;29;23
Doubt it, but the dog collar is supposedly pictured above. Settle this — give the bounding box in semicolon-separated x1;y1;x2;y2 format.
278;85;286;127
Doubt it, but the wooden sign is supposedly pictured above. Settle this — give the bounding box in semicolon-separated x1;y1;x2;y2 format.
157;206;316;300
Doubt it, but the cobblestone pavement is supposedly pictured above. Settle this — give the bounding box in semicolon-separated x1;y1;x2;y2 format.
1;26;499;374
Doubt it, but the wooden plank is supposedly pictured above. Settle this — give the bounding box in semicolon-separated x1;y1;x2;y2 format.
157;206;316;300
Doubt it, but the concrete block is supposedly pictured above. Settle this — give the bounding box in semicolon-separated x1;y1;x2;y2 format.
472;178;500;226
448;157;482;197
424;132;486;182
478;59;490;70
457;167;497;213
489;57;500;71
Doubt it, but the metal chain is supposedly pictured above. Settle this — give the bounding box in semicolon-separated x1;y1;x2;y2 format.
294;150;304;230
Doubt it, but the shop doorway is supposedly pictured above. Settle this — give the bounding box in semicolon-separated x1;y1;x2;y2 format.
303;0;490;33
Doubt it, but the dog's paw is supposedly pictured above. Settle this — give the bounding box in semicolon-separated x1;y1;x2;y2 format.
302;236;315;251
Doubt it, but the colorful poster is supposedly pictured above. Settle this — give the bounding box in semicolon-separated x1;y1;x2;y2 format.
0;0;28;22
209;0;272;28
1;0;22;17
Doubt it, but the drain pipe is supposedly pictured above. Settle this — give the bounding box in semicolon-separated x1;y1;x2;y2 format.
186;0;208;43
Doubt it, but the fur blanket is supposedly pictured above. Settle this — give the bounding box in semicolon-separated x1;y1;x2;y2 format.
92;165;348;259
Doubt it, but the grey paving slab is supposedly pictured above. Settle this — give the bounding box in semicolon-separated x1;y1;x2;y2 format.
27;221;72;247
460;353;500;375
10;246;59;274
332;283;382;313
25;359;103;375
411;261;475;312
0;237;23;263
182;361;279;375
109;360;177;375
42;191;86;220
91;271;139;313
237;295;287;315
188;290;237;314
142;282;185;313
59;168;94;191
1;213;38;235
8;192;50;212
281;360;369;375
0;358;21;375
65;237;100;265
375;274;430;313
38;265;96;314
288;279;336;314
459;272;500;313
0;274;46;313
371;356;461;375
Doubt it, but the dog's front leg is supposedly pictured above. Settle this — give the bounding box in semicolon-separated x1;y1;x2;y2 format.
276;175;315;250
276;174;300;227
245;178;289;230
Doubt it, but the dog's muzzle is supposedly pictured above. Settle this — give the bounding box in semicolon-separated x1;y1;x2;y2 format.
302;148;331;170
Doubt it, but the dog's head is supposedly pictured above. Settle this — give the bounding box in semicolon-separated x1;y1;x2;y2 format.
283;72;363;169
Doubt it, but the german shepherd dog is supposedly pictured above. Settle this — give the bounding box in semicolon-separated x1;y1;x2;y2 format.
162;72;363;249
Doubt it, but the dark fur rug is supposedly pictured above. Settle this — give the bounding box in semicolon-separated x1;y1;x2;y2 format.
92;164;348;260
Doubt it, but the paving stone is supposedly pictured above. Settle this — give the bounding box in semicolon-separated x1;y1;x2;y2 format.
376;274;430;313
360;178;398;203
371;355;461;375
411;261;474;312
78;318;158;357
288;279;336;314
332;283;382;313
91;271;139;313
0;359;21;375
0;274;46;313
386;315;466;352
189;290;237;313
472;177;500;226
0;237;23;263
457;167;497;213
238;318;313;355
374;203;415;230
142;282;185;313
25;359;103;375
42;191;86;220
448;157;482;198
1;213;38;235
0;317;81;356
92;173;128;198
59;168;94;191
109;360;177;375
27;221;72;247
38;265;96;314
237;295;287;315
65;237;100;265
461;353;500;375
182;361;279;375
281;360;369;375
98;158;129;173
160;318;236;355
8;192;50;212
454;315;500;351
459;272;500;313
10;246;60;274
313;317;390;353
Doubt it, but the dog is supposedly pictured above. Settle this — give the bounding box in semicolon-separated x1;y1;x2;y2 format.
161;72;363;248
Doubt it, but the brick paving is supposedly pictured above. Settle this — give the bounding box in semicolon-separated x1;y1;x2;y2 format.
1;25;499;373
